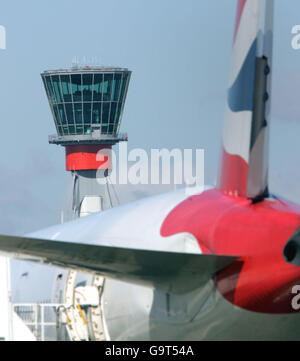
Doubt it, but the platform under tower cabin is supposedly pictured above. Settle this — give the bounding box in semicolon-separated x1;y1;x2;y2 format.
41;66;131;218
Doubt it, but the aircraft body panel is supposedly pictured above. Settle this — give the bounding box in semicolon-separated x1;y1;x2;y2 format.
102;279;300;341
28;187;205;254
9;186;300;340
11;187;206;304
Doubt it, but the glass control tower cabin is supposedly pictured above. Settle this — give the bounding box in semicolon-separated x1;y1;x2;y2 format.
41;66;131;218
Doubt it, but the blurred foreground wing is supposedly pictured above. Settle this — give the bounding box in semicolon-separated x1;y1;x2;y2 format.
0;234;239;294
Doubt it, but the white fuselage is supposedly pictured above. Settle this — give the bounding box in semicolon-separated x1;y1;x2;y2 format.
10;186;300;340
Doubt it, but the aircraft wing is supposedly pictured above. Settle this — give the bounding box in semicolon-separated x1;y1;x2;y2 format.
0;234;239;294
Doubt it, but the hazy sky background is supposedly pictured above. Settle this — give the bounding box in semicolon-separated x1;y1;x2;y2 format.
0;0;300;235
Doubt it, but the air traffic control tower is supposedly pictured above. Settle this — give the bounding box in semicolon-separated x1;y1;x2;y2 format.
41;66;131;218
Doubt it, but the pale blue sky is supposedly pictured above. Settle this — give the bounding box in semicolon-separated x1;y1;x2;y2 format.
0;0;300;234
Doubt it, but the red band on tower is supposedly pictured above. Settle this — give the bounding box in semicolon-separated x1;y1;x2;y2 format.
65;145;112;171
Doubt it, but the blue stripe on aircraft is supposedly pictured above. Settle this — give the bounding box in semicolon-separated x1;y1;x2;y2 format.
227;38;257;112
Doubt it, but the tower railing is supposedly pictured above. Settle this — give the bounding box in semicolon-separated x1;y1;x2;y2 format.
48;132;128;145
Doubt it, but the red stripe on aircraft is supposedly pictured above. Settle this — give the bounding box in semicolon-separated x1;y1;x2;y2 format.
233;0;247;44
161;188;300;313
218;146;248;197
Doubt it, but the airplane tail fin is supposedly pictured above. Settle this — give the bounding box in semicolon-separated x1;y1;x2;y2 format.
218;0;274;199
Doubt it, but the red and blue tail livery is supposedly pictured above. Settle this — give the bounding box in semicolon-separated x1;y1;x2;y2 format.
218;0;273;199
